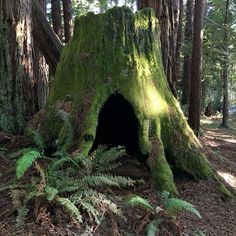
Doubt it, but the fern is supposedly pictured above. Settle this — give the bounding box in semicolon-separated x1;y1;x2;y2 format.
92;146;125;173
16;206;29;228
164;198;202;218
71;190;122;218
16;150;42;179
31;131;45;150
14;146;134;226
125;195;155;214
160;190;202;218
193;230;206;236
75;198;100;223
56;197;82;223
77;174;135;189
45;186;58;201
145;219;162;236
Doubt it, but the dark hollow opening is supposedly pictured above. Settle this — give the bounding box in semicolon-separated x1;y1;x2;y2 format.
91;92;144;161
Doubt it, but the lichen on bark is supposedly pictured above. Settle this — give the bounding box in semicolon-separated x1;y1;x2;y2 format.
30;7;214;193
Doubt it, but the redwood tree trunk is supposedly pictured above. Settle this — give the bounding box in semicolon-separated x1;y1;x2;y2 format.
221;0;229;128
0;0;49;133
137;0;180;96
51;0;63;40
175;0;183;83
32;0;63;75
38;0;46;13
182;0;194;105
188;0;203;136
62;0;73;43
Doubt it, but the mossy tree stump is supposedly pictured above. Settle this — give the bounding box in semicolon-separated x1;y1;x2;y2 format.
30;7;214;193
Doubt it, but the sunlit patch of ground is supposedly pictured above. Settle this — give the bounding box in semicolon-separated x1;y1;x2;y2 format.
217;171;236;188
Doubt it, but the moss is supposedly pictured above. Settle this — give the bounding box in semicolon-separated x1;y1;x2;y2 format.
218;184;234;200
32;7;215;193
147;137;178;194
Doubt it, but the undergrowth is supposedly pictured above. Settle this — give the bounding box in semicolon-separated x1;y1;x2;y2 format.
12;133;136;230
126;190;202;235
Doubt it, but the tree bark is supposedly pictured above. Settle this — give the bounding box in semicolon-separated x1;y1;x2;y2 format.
221;0;229;128
32;0;63;76
38;0;46;13
62;0;73;43
188;0;203;136
137;0;180;96
51;0;63;40
175;0;183;83
182;0;194;105
0;0;49;133
0;0;63;133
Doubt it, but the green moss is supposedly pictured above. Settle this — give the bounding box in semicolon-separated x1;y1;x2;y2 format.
32;7;215;193
218;184;234;200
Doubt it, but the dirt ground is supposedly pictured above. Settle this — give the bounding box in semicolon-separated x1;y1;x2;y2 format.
0;116;235;236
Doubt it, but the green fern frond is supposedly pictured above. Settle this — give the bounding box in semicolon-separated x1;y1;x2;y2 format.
56;197;82;223
78;174;135;188
145;219;162;236
74;153;87;165
160;190;170;204
16;150;42;179
125;195;155;214
92;146;126;172
16;206;29;228
45;186;58;201
48;157;69;172
164;198;202;218
31;131;45;150
92;195;122;216
76;198;100;223
10;189;25;209
193;230;206;236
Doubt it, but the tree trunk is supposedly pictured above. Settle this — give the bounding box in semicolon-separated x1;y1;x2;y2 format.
182;0;194;105
137;0;180;96
29;7;215;193
188;0;203;136
221;0;229;128
38;0;46;13
62;0;72;43
0;0;49;133
175;0;183;83
32;0;63;76
51;0;63;40
0;0;63;133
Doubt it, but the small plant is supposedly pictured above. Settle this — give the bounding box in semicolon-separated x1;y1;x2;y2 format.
126;191;201;236
14;143;135;228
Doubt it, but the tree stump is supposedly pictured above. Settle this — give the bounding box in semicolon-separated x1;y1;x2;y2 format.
29;7;214;193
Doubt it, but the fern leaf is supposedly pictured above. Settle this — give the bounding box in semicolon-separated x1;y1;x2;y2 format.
31;131;45;150
93;146;126;172
16;150;41;179
56;197;82;223
145;219;162;236
125;195;155;214
45;186;58;201
78;174;135;188
48;157;69;172
16;206;29;228
164;198;202;218
77;198;100;223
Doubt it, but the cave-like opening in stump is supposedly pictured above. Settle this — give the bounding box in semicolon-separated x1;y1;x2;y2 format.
91;93;145;161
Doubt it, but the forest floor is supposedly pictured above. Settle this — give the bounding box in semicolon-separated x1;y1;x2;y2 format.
0;115;235;236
